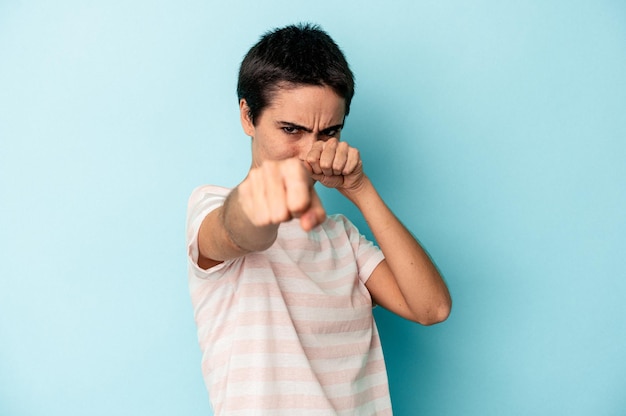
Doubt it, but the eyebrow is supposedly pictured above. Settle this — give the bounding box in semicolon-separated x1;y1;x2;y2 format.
277;121;344;134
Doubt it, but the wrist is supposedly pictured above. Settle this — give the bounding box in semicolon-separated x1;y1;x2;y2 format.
339;175;375;207
224;187;278;252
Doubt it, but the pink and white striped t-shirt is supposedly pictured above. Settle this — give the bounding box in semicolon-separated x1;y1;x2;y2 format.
187;185;392;415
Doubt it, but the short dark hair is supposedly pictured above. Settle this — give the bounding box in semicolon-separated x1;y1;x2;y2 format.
237;23;355;124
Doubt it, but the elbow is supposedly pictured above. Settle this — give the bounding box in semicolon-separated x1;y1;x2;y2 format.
414;298;452;326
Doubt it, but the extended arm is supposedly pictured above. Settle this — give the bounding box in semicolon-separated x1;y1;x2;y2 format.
197;159;326;269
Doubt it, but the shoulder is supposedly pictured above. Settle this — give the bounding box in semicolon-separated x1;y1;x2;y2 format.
187;185;231;213
188;184;231;203
186;185;232;231
325;213;352;227
324;213;360;235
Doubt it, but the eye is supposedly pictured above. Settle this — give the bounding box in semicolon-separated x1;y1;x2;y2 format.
323;128;340;138
282;126;300;135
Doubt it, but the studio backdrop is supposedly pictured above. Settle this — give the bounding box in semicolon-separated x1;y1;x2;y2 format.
1;1;624;415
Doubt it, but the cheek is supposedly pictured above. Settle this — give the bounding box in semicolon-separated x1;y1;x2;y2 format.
260;138;300;160
284;143;305;160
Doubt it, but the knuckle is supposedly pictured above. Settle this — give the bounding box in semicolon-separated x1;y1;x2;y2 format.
270;209;288;224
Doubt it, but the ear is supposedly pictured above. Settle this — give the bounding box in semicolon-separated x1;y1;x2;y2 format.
239;99;255;137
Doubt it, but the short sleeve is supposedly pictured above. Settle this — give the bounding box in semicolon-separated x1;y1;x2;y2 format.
186;185;231;277
332;214;385;284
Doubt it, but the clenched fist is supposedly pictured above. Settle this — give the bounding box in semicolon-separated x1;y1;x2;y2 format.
305;138;364;193
238;158;326;231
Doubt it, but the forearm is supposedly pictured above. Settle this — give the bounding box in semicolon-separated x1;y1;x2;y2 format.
343;177;452;321
198;186;278;262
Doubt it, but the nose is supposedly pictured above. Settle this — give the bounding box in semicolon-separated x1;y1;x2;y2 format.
298;134;317;160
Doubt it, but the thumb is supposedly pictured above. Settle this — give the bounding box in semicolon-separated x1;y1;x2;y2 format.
299;187;326;231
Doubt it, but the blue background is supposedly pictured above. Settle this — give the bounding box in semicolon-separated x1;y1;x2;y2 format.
1;1;625;415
